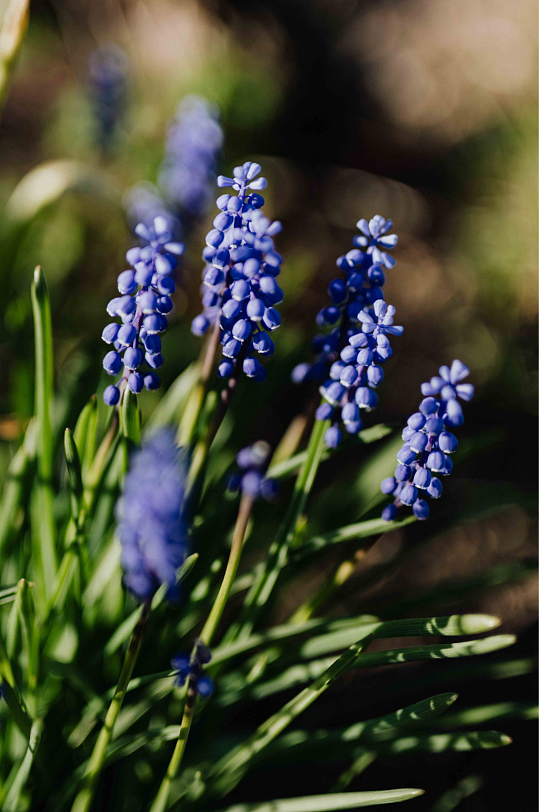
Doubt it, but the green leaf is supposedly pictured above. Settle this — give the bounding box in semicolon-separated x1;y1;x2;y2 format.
103;554;199;658
1;718;42;812
376;730;512;755
0;420;36;557
147;362;199;429
0;583;18;605
0;0;30;112
31;265;58;603
121;388;141;445
211;614;501;676
64;428;83;521
429;700;538;727
74;394;98;476
267;425;393;481
209;634;373;796
262;693;460;760
219;634;515;705
0;625;32;740
291;516;416;563
215;789;425;812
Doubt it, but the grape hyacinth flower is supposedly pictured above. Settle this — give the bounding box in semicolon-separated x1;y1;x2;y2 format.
316;300;403;447
117;430;188;601
101;216;184;406
171;640;213;697
88;44;128;152
159;95;224;220
191;162;283;383
228;441;278;501
292;215;397;386
380;360;474;521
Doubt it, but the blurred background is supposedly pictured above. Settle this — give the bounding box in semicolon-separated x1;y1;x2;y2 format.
0;0;536;809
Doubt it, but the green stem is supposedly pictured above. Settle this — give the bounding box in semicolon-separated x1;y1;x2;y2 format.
178;320;221;448
230;417;329;640
70;600;151;812
150;494;254;812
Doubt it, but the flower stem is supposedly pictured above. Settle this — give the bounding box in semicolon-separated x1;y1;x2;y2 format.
150;493;254;812
70;600;151;812
229;416;329;641
178;320;221;448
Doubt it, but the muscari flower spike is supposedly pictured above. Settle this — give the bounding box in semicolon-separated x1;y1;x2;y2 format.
172;639;213;697
117;430;188;602
228;441;278;501
292;215;398;389
191;161;283;383
88;44;128;152
159;95;223;220
316;300;403;447
101;215;184;406
380;360;474;521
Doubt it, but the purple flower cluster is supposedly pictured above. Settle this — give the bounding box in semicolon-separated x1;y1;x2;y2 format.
125;95;223;229
191;162;283;383
88;45;128;152
228;441;277;500
292;215;398;389
101;217;184;405
159;95;223;219
381;360;474;521
316;300;403;447
171;640;213;697
117;430;188;602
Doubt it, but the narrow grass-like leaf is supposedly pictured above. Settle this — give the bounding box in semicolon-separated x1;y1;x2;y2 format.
430;775;484;812
208;635;373;796
264;693;459;759
121;388;141;445
2;718;42;812
216;789;424;812
0;584;18;605
220;635;515;705
0;0;30;111
428;701;538;727
215;789;425;812
74;394;98;477
267;425;393;480
376;730;512;755
31;266;57;602
291;516;416;563
0;421;36;557
146;362;199;429
103;554;199;658
211;614;500;671
64;428;83;522
0;627;32;740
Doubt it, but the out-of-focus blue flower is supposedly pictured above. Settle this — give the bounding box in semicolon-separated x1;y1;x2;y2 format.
117;430;188;602
316;300;403;447
381;360;474;521
228;441;277;501
125;96;223;230
172;640;213;696
101;216;184;405
88;44;128;152
292;215;398;389
192;162;283;382
159;95;223;219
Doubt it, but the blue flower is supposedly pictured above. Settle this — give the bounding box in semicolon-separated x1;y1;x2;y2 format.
88;45;128;152
192;162;283;382
317;300;403;447
159;95;223;219
292;214;398;387
101;216;184;405
171;640;213;697
381;361;474;521
117;429;188;602
228;441;277;500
